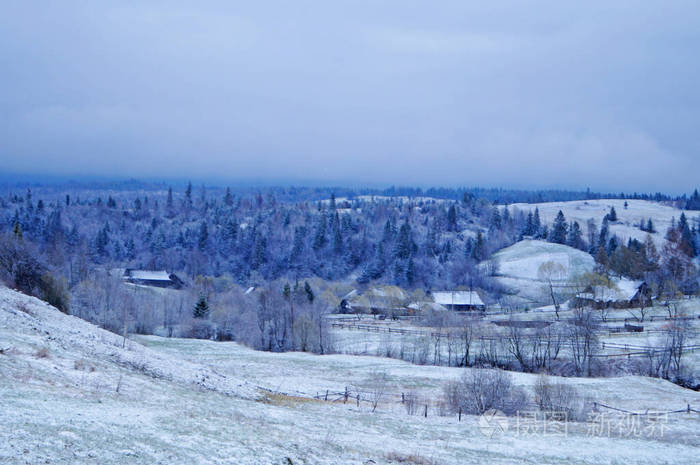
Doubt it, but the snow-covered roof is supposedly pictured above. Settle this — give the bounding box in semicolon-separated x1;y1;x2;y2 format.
126;270;172;281
367;286;407;300
244;286;256;295
432;291;484;307
342;289;358;301
578;278;644;302
408;301;447;312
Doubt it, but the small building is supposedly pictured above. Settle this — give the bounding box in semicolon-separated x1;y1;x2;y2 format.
123;269;184;289
431;290;485;311
575;279;651;309
407;301;448;314
341;287;408;315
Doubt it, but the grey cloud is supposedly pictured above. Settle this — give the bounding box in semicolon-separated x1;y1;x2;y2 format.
1;1;698;192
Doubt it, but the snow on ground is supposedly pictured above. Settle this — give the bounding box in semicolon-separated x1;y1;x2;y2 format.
2;286;700;464
509;198;695;249
490;240;595;282
487;240;595;305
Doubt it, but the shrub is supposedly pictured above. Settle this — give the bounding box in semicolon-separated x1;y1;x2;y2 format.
534;373;590;421
444;369;527;416
35;347;50;358
184;319;214;339
40;273;70;314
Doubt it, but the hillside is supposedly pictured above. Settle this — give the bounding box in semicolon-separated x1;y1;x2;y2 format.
509;198;690;248
2;286;699;464
487;240;595;306
491;239;595;282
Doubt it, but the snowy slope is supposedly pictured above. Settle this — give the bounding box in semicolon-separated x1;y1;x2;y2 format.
487;240;595;305
0;286;258;399
509;198;693;248
2;286;699;464
491;239;595;282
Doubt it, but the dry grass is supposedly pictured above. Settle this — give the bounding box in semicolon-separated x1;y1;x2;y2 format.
74;359;96;372
35;347;50;359
385;452;437;465
259;391;322;407
16;302;34;316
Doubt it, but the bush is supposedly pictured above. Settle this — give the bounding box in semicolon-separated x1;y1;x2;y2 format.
444;369;527;416
40;273;70;314
183;319;214;339
534;373;590;421
0;234;45;294
35;347;50;358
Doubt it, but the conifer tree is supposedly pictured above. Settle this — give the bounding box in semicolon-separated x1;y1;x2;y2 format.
193;296;210;319
198;221;209;251
447;204;457;231
224;187;234;206
550;210;568;244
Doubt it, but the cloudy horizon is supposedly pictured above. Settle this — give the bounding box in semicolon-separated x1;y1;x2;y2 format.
1;1;699;193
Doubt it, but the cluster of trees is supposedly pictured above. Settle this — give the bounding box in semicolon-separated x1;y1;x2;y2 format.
1;182;698;367
4;184;698;296
2;185;529;292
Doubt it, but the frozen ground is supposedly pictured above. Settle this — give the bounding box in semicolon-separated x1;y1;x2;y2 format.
1;286;699;464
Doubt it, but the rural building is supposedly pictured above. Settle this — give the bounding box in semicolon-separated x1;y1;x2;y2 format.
340;287;408;315
575;279;651;309
123;269;184;289
431;290;485;311
407;301;447;313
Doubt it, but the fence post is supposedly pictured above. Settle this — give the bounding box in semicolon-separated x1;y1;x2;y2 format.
356;394;360;407
325;390;328;401
424;404;428;418
459;408;462;422
344;387;349;404
402;393;405;404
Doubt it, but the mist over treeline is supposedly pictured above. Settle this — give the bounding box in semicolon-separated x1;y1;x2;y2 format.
0;177;691;204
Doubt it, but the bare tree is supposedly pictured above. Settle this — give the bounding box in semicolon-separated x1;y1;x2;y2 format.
568;310;599;376
447;369;526;416
365;370;391;413
534;373;588;421
538;261;566;319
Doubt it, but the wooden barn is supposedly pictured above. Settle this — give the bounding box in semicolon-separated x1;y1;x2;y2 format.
431;290;486;311
575;279;651;309
123;269;184;289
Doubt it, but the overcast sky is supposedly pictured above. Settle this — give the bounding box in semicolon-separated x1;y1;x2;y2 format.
1;1;699;192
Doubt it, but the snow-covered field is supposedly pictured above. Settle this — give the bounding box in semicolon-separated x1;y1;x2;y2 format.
509;198;695;249
487;239;595;305
2;286;699;464
491;240;595;282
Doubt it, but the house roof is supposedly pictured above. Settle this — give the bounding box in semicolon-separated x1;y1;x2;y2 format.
578;278;644;302
408;301;448;312
432;291;484;307
126;270;172;282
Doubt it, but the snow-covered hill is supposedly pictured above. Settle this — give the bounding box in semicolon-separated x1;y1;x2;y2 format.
2;286;699;464
491;239;595;282
510;198;692;248
486;240;595;305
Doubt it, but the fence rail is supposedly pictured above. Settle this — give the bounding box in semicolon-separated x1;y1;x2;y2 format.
331;321;700;359
260;384;700;421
